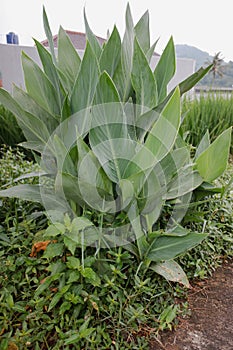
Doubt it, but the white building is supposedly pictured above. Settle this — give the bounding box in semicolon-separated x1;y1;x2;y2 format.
0;31;195;94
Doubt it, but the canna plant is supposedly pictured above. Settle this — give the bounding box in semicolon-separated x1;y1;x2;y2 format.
0;4;231;287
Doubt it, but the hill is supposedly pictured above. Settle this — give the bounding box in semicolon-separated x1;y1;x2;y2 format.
175;44;233;88
175;44;211;70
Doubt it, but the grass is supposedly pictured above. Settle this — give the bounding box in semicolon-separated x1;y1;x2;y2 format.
0;146;232;349
182;92;233;152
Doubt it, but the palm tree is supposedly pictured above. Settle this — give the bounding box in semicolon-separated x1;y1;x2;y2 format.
206;52;224;88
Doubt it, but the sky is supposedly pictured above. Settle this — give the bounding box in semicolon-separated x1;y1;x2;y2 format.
0;0;232;62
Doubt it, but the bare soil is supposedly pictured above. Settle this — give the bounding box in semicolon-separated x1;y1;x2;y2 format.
150;260;233;350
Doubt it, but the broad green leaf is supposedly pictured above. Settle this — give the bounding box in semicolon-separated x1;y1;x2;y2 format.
147;232;207;261
89;103;134;183
76;133;114;203
128;201;149;258
52;135;77;175
19;141;45;153
71;42;99;113
71;217;94;232
131;38;157;110
57;26;81;94
22;52;61;116
84;8;102;58
0;88;51;149
139;168;163;215
81;267;101;286
155;147;190;186
195;127;232;182
139;170;163;230
150;260;190;288
136;108;159;141
118;178;135;208
63;215;98;246
155;64;213;115
0;183;69;214
65;225;99;247
43;6;56;64
47;261;66;275
124;87;181;180
61;94;71;121
0;184;43;203
145;86;180;160
34;39;63;106
113;3;134;101
134;10;150;54
54;172;82;205
94;71;120;104
99;26;121;77
42;242;64;259
165;167;203;199
67;270;80;284
146;38;159;63
66;256;80;269
13;85;58;134
154;36;176;103
166;225;190;237
64;236;77;255
195;130;210;159
44;223;66;237
179;64;212;96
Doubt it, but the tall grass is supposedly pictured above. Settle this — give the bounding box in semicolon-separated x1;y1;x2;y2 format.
182;92;233;153
0;104;25;146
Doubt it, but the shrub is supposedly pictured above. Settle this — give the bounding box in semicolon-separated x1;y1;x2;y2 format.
0;4;231;294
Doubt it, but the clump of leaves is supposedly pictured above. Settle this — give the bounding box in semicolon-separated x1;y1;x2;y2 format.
0;4;230;287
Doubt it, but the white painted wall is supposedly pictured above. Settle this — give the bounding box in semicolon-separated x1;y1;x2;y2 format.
0;43;195;94
0;43;41;92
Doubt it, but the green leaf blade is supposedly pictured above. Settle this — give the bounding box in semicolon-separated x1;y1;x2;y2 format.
150;260;190;288
154;36;176;103
195;127;232;182
147;232;207;262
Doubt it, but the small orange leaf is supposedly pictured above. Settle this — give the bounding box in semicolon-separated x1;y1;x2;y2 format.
30;240;56;257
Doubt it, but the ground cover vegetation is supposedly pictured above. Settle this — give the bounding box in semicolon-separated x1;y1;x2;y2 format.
0;4;232;349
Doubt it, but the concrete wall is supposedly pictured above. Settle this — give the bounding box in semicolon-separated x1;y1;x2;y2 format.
0;43;41;92
0;43;195;94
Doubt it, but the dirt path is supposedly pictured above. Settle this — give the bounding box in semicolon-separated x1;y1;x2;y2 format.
150;260;233;350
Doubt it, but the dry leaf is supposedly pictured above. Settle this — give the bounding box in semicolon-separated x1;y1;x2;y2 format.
30;240;56;257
